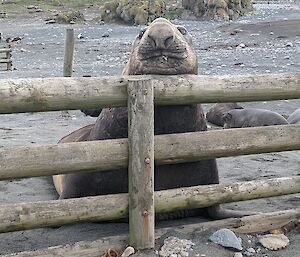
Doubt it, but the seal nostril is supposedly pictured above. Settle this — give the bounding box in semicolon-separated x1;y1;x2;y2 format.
164;35;174;48
147;34;156;48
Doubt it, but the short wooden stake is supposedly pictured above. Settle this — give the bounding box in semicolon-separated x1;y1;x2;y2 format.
5;44;12;71
63;29;74;77
62;28;74;116
128;79;154;249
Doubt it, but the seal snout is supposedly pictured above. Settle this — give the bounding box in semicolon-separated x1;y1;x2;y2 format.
147;24;175;50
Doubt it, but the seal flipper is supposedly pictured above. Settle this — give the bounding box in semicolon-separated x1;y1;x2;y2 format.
206;205;257;219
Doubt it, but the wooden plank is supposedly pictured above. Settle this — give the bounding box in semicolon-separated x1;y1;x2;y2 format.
63;28;74;77
0;124;299;180
128;79;154;249
0;72;299;113
0;49;11;53
2;208;300;257
0;59;11;63
61;28;74;116
0;176;300;233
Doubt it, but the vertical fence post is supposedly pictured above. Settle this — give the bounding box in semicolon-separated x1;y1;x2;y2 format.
128;79;154;249
6;44;12;71
62;28;74;116
63;28;74;77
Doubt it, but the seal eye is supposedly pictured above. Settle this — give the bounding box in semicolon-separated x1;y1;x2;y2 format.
177;26;187;35
138;28;147;39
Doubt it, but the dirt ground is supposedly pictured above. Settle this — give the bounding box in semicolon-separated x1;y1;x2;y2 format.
0;2;299;257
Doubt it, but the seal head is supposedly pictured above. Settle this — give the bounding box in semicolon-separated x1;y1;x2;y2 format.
123;18;197;75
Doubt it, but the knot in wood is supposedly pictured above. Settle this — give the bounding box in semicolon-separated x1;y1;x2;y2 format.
144;157;150;164
143;210;149;216
142;88;148;95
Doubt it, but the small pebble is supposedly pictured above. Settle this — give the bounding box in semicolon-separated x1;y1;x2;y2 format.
247;248;256;253
237;43;246;48
234;253;243;257
102;32;109;37
181;251;189;256
285;42;293;47
121;246;135;257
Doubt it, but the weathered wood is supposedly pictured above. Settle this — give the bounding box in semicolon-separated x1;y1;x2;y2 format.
0;59;11;63
2;208;300;257
157;208;300;235
0;48;11;53
0;124;299;180
5;45;12;70
63;28;74;77
61;29;74;116
0;72;299;113
128;79;154;249
2;235;128;257
0;176;300;233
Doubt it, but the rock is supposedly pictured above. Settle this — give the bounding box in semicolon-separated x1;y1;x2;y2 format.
285;42;293;47
258;234;289;251
209;228;243;251
121;246;135;257
102;32;109;37
70;21;75;24
159;237;195;257
247;247;256;253
27;5;37;9
77;33;84;39
45;19;56;24
234;253;243;257
237;43;246;48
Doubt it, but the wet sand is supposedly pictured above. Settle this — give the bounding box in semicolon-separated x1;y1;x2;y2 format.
0;2;299;256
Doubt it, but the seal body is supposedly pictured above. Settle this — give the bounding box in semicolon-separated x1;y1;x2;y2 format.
54;18;249;220
206;103;243;126
223;108;289;129
287;108;300;124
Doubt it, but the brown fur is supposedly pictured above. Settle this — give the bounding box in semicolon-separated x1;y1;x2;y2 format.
54;18;250;220
206;103;243;126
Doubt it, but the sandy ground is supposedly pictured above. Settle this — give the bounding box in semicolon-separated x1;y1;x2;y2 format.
0;2;299;257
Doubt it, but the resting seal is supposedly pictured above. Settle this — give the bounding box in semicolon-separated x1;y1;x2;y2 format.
223;108;289;129
54;18;249;220
287;108;300;124
206;103;243;126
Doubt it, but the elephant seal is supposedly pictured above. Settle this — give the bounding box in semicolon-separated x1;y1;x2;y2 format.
206;103;243;126
287;108;300;124
81;108;102;117
54;18;250;220
223;108;289;129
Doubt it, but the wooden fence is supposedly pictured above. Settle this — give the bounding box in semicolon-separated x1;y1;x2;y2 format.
0;44;12;71
0;72;300;256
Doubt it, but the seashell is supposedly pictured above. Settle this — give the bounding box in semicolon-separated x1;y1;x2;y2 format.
121;246;135;257
258;234;289;250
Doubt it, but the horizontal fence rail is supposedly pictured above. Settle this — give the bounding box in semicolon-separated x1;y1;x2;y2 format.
0;72;299;113
0;176;300;233
0;124;299;180
0;48;11;53
2;208;300;257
